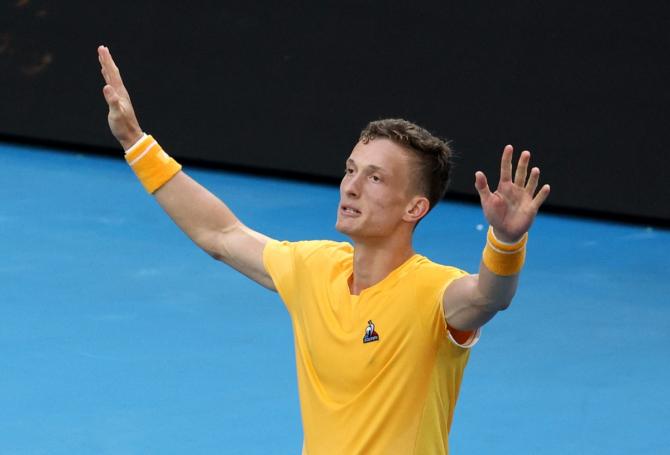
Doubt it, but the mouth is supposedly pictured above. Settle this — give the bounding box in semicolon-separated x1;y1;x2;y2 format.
340;205;362;216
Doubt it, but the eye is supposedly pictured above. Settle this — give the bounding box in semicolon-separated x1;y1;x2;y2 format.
370;175;381;183
345;167;354;175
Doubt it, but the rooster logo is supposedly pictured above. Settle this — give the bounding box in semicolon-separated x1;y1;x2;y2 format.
363;320;379;343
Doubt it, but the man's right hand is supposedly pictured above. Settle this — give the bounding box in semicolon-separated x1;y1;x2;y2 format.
97;45;276;291
98;45;143;151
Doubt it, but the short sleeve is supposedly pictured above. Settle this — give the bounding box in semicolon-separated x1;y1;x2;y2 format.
446;325;481;348
436;268;481;349
429;266;481;349
263;239;344;314
263;240;297;312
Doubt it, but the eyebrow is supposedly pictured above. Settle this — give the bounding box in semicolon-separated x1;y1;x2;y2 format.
346;159;387;174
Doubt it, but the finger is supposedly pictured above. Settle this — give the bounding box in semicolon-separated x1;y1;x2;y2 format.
514;150;530;186
97;45;110;77
531;184;551;210
102;84;120;107
99;45;125;89
98;47;110;83
98;46;113;80
474;171;492;204
525;167;540;195
100;67;111;85
500;145;513;183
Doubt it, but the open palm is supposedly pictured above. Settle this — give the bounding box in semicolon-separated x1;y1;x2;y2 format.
475;145;551;242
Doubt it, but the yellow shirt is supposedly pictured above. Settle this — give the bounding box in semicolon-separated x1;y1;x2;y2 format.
263;240;477;455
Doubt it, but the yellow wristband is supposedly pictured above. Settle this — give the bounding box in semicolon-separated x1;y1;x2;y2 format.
125;135;182;193
482;226;527;276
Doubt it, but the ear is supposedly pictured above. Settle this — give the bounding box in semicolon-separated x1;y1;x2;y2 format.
403;196;430;223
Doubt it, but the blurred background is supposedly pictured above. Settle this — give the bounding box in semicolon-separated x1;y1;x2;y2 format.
1;0;668;223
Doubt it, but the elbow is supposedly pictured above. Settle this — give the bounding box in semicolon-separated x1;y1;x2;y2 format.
205;247;225;262
494;298;513;312
193;232;232;263
475;290;514;313
475;282;517;313
201;241;234;264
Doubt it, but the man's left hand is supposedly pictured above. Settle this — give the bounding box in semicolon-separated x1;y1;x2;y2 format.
474;145;551;242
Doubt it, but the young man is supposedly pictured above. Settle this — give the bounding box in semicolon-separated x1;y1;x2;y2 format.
98;45;550;454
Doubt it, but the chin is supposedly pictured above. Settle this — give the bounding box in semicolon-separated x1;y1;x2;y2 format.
335;218;360;237
335;220;351;235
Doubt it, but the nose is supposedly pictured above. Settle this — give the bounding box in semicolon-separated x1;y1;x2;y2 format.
341;173;361;198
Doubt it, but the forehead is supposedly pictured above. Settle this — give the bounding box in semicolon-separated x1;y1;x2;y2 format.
347;138;414;174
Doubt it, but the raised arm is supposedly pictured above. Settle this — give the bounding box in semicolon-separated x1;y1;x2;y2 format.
443;145;551;331
97;45;276;290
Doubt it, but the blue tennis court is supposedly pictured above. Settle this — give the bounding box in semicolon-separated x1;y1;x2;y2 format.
1;143;668;454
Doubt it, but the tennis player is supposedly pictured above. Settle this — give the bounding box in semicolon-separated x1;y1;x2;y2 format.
98;44;550;454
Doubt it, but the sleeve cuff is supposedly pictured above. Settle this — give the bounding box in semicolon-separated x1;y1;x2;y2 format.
447;326;481;348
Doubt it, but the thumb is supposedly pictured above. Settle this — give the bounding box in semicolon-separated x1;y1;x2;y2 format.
102;84;120;107
474;171;492;203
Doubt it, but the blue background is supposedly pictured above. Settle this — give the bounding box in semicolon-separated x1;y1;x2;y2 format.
1;144;668;454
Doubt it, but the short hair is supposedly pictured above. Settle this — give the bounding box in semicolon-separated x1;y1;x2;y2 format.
359;118;453;214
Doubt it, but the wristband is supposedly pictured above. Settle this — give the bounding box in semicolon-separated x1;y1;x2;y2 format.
482;226;527;276
124;134;182;193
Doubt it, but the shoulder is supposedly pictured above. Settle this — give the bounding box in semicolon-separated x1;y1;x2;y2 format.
264;239;352;267
295;239;352;259
411;255;468;284
263;240;352;309
409;257;479;346
405;256;469;305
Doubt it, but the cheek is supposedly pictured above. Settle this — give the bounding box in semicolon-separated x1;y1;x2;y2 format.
369;188;405;214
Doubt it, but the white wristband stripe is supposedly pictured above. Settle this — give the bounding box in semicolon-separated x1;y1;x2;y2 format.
489;228;525;247
128;140;158;167
486;241;524;255
124;133;147;155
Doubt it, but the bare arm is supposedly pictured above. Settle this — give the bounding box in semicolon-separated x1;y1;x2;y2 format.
443;145;551;331
97;45;276;291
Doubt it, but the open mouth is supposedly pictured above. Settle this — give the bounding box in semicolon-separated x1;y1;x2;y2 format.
341;205;361;215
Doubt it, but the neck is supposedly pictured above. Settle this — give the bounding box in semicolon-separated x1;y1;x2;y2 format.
349;236;415;295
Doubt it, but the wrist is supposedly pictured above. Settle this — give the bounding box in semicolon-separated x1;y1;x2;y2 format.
123;132;147;154
125;134;182;193
482;226;527;276
490;227;526;245
121;130;144;151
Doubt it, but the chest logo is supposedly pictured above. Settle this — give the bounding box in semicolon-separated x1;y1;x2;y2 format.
363;320;380;343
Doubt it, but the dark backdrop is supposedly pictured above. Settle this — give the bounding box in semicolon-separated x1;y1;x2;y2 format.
1;1;668;222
